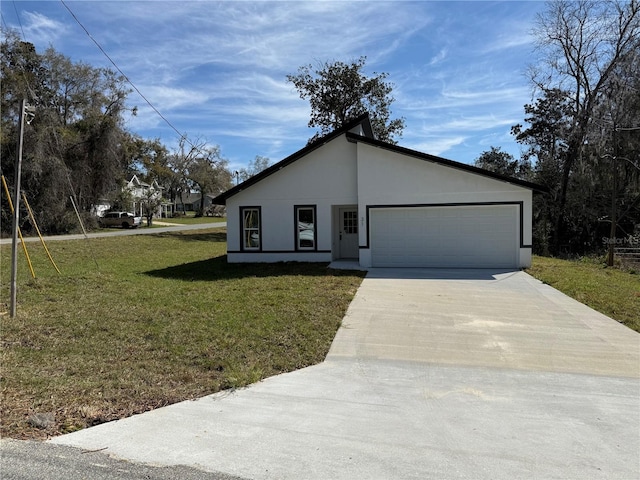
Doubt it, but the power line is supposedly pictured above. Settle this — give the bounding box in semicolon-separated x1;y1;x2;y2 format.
59;0;193;147
11;1;26;39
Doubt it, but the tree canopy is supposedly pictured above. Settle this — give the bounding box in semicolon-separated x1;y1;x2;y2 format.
287;56;405;144
1;31;132;233
512;0;640;255
236;155;271;183
1;31;234;233
474;147;531;180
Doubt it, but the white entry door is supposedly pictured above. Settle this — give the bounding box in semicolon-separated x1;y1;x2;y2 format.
339;208;359;258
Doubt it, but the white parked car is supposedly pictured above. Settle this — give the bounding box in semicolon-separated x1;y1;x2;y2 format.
99;211;142;229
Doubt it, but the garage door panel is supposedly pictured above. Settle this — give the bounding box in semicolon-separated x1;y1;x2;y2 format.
371;205;518;268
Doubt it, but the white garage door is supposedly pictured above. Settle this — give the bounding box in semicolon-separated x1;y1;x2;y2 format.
370;205;518;268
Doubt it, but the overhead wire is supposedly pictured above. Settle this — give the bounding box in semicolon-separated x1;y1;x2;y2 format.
58;0;195;149
11;1;26;39
3;5;100;273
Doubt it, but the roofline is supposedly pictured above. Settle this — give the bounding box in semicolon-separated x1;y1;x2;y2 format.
345;132;548;193
212;114;547;206
212;113;373;205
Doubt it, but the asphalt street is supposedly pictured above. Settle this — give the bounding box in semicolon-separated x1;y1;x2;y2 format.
0;221;226;245
0;439;246;480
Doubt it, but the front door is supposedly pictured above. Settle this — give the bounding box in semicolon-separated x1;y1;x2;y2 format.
339;208;359;258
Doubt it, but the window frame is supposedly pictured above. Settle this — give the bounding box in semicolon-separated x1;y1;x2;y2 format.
240;206;262;252
294;205;317;251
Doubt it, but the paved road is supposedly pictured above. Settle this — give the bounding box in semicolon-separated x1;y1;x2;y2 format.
49;268;639;479
0;439;245;480
0;222;226;245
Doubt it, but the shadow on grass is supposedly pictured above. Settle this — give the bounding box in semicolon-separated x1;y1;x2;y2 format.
145;256;366;281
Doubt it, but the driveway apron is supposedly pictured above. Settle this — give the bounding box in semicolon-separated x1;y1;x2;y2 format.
51;269;640;479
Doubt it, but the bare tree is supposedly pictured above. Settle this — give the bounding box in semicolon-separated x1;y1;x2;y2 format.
527;0;640;252
237;155;271;182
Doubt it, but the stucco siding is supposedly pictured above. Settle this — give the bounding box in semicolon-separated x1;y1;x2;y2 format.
227;135;358;258
355;142;533;268
222;125;536;268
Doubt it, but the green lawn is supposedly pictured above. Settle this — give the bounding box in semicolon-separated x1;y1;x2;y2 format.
526;255;640;332
0;228;364;439
4;241;636;440
155;215;226;225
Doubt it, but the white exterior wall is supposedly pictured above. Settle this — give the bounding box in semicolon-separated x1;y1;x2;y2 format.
227;135;358;262
355;143;533;268
224;133;534;268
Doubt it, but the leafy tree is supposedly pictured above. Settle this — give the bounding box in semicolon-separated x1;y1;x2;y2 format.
124;135;169;181
166;137;231;215
474;147;531;180
107;187;134;212
515;0;640;254
140;186;164;227
189;149;232;216
287;56;405;143
1;31;133;234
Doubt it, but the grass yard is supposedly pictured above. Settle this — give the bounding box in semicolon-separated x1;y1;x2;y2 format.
159;215;226;225
0;228;364;439
526;255;640;332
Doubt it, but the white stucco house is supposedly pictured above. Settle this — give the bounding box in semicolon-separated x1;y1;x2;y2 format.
212;114;544;269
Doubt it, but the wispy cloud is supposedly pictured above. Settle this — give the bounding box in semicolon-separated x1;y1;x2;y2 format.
429;48;448;66
21;10;69;45
405;136;468;158
2;1;544;166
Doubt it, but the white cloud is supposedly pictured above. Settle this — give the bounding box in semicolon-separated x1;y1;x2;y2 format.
2;0;544;169
429;48;448;66
21;11;69;45
404;135;467;157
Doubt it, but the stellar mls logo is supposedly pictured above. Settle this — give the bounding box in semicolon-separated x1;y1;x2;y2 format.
602;236;639;246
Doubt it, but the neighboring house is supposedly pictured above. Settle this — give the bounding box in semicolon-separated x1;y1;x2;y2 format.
126;175;172;218
174;193;217;213
91;198;111;217
212;114;545;269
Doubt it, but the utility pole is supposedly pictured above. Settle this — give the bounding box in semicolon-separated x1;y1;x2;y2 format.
10;99;35;318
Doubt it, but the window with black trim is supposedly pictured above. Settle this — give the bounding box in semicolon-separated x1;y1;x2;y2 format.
241;207;261;251
295;205;316;250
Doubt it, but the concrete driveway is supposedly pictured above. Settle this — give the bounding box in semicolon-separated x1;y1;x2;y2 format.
51;269;640;479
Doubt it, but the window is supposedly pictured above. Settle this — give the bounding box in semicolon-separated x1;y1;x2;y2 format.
241;207;261;251
295;205;316;250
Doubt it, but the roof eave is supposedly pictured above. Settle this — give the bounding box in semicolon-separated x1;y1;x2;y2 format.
212;113;374;205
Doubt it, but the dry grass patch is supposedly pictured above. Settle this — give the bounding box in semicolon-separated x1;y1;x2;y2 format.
0;229;364;439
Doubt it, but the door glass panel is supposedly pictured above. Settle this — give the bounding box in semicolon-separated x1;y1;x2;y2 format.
343;211;358;234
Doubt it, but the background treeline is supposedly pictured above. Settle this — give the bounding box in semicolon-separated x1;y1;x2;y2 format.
1;30;232;235
2;1;640;258
475;0;639;256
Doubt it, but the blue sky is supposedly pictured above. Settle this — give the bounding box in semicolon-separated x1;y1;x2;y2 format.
2;1;545;172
